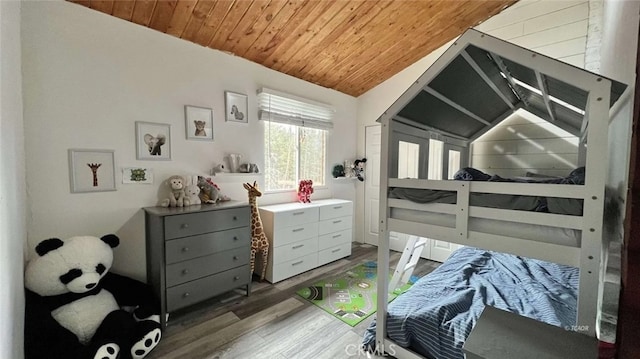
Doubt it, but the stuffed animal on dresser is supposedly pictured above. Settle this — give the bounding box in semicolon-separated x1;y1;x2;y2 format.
160;175;186;207
197;176;220;204
24;234;161;359
184;184;201;206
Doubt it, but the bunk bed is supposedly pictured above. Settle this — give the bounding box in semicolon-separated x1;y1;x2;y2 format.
363;29;627;359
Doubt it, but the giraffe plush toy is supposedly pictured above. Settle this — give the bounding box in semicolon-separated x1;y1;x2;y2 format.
243;181;269;281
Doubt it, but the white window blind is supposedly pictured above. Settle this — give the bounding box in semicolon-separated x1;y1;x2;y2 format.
257;88;335;130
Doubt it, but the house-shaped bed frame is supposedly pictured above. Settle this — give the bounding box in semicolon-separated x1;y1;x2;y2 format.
374;29;627;358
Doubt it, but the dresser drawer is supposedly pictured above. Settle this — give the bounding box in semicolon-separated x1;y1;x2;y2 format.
166;247;250;287
165;227;250;264
273;222;318;246
164;207;250;239
319;201;353;220
272;237;318;265
272;207;319;228
318;229;352;251
166;265;250;311
272;253;318;283
318;242;351;266
318;216;352;236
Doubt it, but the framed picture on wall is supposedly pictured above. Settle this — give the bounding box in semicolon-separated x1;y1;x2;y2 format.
68;149;116;193
225;91;248;123
185;105;214;141
122;167;154;184
135;121;171;160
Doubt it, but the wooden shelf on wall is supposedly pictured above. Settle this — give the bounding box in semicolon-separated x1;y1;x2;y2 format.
209;173;263;182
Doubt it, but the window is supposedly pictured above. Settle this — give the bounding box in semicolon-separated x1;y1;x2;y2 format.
258;88;333;191
428;139;444;180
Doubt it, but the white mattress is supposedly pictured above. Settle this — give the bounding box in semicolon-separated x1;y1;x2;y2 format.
390;207;581;247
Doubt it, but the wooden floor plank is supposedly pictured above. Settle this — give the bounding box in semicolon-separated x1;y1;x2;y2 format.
204;332;267;359
154;297;304;358
147;243;441;358
149;311;240;358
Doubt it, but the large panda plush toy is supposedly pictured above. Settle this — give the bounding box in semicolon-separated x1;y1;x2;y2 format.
24;234;161;359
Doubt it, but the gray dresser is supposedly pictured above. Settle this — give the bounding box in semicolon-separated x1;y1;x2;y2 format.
143;201;252;327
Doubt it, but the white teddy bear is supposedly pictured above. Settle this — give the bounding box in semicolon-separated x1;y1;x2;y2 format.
184;184;201;206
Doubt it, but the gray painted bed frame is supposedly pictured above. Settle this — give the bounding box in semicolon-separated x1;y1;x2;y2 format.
374;29;622;359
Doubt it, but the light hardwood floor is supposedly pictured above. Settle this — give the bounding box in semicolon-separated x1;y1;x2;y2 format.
146;243;440;359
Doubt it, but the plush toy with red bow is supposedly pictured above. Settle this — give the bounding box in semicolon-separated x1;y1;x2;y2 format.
297;180;314;203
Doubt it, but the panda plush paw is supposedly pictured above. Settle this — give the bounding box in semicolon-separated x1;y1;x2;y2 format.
131;327;161;359
94;343;120;359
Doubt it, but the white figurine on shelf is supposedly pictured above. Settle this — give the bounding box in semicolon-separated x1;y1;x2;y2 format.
210;163;227;176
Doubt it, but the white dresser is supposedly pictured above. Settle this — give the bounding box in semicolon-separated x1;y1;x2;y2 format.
258;199;353;283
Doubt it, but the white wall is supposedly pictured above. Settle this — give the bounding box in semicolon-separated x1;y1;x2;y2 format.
471;110;579;178
0;0;25;358
599;1;640;242
355;0;590;242
21;1;357;281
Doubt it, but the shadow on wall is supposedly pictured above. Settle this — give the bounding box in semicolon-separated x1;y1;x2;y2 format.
114;210;147;282
604;182;626;244
472;113;579;177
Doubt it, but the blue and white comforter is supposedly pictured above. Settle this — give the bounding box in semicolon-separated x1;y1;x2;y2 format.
362;247;579;359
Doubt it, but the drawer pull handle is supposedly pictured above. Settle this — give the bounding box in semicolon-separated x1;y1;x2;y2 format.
333;206;343;209
233;236;239;241
181;247;189;252
291;260;304;266
233;256;239;260
182;292;190;298
331;248;341;253
292;211;305;216
234;276;240;281
182;269;189;275
333;220;342;224
233;216;238;221
181;223;189;229
292;244;304;249
332;234;342;239
292;228;304;233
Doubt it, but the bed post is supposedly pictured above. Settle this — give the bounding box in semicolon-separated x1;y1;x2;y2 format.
579;78;612;337
376;116;392;354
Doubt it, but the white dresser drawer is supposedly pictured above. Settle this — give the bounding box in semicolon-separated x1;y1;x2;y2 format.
273;222;318;246
272;253;318;283
318;229;352;251
318;216;352;236
318;242;352;266
319;201;353;221
272;237;318;265
273;207;319;228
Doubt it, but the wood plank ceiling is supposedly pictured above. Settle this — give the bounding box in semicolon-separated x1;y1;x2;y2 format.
68;0;516;97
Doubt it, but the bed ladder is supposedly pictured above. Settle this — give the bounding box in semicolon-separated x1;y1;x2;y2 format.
389;235;427;292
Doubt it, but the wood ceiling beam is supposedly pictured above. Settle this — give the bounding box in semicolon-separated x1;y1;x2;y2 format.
424;87;492;126
461;50;515;110
489;52;530;108
535;70;558;123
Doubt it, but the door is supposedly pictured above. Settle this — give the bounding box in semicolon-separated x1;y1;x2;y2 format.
364;125;381;246
364;125;463;261
427;140;464;262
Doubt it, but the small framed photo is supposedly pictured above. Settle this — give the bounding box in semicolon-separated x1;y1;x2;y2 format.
225;91;248;123
136;121;171;160
185;105;214;141
122;167;154;184
68;149;116;193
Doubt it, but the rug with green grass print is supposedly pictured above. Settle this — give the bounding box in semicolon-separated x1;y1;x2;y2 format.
296;261;415;326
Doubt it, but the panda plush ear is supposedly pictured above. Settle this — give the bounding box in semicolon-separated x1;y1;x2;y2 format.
35;238;64;256
100;234;120;248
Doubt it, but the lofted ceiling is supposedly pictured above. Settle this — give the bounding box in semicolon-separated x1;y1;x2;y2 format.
68;0;516;97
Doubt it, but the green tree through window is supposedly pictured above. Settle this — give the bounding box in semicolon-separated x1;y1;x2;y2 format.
265;122;326;191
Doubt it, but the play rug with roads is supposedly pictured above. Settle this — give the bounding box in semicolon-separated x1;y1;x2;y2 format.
296;261;415;326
